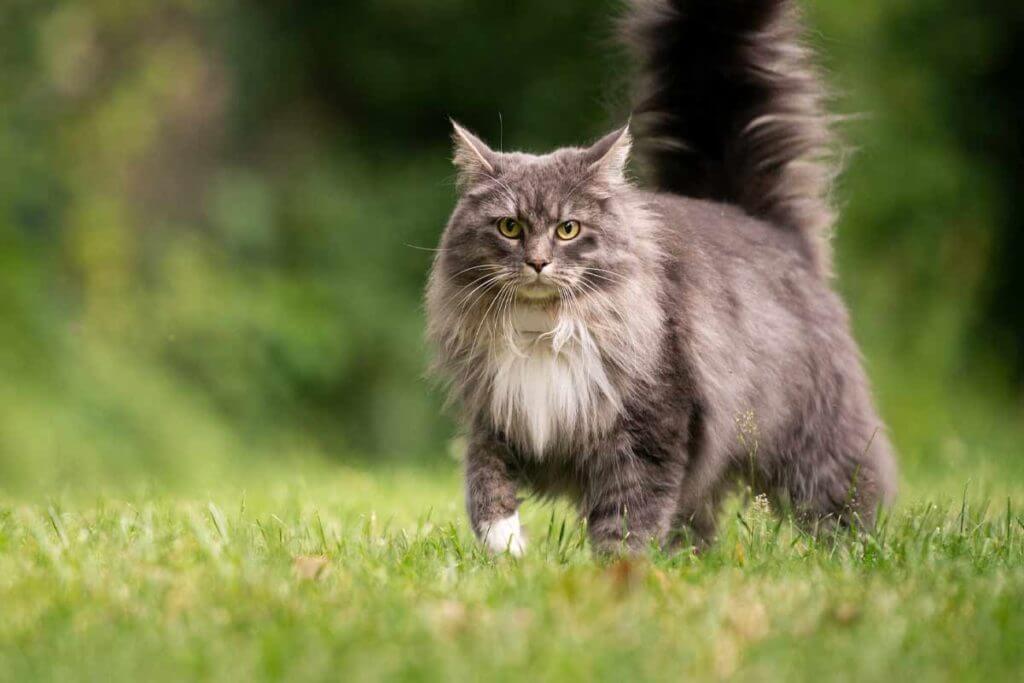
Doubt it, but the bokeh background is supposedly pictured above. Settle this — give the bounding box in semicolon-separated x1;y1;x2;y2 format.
1;0;1022;497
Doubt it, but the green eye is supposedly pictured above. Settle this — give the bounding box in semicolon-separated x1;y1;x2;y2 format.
496;217;522;239
556;220;581;241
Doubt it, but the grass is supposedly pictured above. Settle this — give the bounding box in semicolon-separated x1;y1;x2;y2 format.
1;463;1023;682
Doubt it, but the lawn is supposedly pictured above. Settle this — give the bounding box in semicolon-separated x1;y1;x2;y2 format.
2;1;1022;680
2;459;1022;682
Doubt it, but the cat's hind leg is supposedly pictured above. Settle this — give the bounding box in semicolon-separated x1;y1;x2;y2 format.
771;425;897;533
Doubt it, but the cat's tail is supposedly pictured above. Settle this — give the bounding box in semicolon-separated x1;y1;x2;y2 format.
623;0;837;273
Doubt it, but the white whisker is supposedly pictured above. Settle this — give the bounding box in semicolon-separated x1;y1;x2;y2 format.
453;273;506;313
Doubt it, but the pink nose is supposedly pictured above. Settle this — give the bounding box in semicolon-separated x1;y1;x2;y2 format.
526;259;549;273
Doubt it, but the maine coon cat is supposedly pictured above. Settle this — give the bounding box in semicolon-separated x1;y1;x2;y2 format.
426;0;897;556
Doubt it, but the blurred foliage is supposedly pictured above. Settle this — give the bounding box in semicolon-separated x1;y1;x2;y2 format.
0;0;1021;491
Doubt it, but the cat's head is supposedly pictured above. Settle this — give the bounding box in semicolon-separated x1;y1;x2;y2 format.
432;121;645;311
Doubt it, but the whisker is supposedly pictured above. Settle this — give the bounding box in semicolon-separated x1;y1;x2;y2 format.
450;270;501;299
573;280;602;298
471;280;515;354
583;266;628;282
507;288;525;350
448;263;502;281
581;274;621;288
583;265;626;277
497;282;520;351
453;274;507;313
458;278;506;313
479;172;520;210
404;243;446;253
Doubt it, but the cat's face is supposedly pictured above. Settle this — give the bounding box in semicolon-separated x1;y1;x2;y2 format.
434;123;638;311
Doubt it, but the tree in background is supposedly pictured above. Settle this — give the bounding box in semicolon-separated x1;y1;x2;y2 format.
0;0;1021;487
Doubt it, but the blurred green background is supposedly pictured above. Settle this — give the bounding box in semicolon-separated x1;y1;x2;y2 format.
1;0;1022;496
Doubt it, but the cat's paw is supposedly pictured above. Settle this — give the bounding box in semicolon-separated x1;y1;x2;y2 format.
482;512;526;557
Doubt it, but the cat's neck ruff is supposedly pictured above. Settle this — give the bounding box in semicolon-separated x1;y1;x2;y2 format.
486;302;622;457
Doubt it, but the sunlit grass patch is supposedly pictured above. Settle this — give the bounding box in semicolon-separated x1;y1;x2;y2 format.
1;467;1022;681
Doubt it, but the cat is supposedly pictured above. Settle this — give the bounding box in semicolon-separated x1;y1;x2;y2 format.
425;0;897;556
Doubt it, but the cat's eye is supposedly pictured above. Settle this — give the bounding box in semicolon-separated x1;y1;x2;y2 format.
556;220;581;241
496;217;523;239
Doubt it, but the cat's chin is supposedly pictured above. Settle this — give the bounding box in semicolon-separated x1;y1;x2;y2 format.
516;284;559;304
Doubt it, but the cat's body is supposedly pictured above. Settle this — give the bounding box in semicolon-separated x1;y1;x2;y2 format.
426;0;897;555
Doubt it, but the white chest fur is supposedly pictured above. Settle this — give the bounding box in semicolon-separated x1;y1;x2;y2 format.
487;304;620;456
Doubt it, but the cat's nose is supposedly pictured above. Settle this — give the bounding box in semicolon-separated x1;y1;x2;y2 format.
526;258;550;273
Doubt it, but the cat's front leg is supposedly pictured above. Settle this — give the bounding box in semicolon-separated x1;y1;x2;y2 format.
583;451;681;556
465;433;525;557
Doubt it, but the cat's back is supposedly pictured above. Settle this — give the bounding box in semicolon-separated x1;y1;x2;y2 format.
643;192;817;278
642;189;859;396
641;191;845;323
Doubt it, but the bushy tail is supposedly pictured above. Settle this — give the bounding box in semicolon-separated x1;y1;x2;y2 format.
623;0;837;272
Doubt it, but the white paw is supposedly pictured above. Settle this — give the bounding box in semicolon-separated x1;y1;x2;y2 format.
482;512;527;557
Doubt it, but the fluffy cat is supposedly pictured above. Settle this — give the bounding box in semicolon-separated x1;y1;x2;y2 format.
425;0;897;556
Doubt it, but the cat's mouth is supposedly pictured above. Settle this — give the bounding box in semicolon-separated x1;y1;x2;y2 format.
515;266;562;303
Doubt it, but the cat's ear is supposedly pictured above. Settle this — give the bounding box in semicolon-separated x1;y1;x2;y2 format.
451;120;498;189
585;124;632;186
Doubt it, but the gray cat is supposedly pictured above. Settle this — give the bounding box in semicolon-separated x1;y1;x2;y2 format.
425;0;897;556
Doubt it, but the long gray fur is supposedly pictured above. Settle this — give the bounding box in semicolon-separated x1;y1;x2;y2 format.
425;0;897;555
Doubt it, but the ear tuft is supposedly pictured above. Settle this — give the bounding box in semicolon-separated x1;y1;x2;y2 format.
451;120;497;189
586;124;633;186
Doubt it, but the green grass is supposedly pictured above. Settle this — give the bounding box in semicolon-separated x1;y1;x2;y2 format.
2;463;1023;682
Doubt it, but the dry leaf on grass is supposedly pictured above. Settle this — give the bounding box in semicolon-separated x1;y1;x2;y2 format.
293;555;330;581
